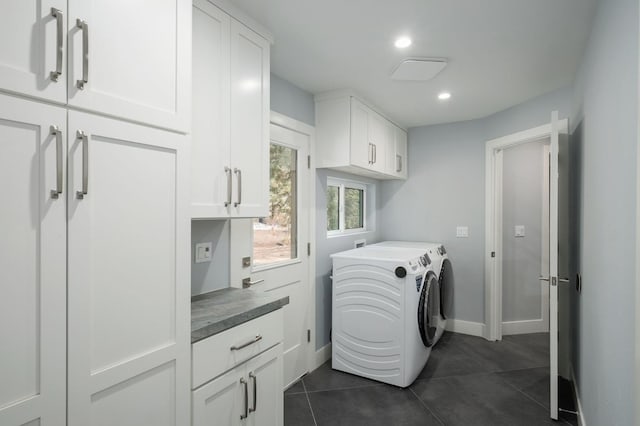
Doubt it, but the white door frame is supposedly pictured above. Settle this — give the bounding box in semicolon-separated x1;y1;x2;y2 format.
484;118;568;341
266;111;317;373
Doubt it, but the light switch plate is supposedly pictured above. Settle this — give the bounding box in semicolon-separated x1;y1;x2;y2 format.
515;225;526;237
195;242;213;263
456;226;469;238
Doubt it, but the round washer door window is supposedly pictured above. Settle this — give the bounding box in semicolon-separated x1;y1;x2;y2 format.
439;258;453;320
417;272;438;347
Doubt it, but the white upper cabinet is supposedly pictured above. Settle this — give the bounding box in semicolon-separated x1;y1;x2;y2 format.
0;93;67;426
67;0;191;132
191;0;270;219
0;1;68;104
316;93;407;180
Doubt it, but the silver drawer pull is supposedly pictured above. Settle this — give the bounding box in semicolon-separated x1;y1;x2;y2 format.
76;130;88;199
230;335;262;351
76;19;89;89
50;8;63;82
240;377;248;419
50;125;63;198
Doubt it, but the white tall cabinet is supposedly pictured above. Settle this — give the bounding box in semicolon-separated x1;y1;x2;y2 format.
191;0;270;219
0;1;191;425
0;95;67;426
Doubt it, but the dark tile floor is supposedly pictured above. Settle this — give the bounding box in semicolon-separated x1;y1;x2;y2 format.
284;332;578;426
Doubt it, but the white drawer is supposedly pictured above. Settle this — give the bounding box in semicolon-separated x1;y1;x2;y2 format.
192;309;283;389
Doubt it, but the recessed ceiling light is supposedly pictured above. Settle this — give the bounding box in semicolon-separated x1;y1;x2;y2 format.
394;36;412;49
438;92;451;100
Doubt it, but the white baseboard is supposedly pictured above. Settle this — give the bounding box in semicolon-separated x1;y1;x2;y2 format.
502;319;548;335
445;319;486;338
570;364;587;426
313;343;331;370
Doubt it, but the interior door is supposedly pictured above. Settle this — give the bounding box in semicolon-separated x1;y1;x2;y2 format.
0;1;67;104
250;123;311;388
549;111;569;420
0;94;66;426
67;110;190;426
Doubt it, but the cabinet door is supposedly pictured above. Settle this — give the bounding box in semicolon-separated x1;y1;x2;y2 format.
67;0;190;132
191;0;231;218
246;345;284;426
0;95;66;425
192;366;244;426
368;111;389;174
350;98;372;169
394;127;408;179
230;19;270;218
67;111;190;426
0;1;67;103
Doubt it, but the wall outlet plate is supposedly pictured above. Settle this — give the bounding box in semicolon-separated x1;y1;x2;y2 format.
456;226;469;238
514;225;526;237
195;242;213;263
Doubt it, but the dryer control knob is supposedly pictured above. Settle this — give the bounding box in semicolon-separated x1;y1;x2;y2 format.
395;267;407;278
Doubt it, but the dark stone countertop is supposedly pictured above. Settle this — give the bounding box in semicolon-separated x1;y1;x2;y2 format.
191;287;289;344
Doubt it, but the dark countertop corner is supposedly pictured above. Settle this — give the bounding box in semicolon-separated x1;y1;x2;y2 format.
191;287;289;344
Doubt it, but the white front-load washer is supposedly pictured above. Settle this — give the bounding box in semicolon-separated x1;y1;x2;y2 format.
330;246;439;388
370;241;453;344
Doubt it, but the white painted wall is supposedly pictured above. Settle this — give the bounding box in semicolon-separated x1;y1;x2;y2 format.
501;141;545;323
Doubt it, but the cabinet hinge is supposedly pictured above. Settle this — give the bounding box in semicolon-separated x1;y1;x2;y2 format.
307;329;311;343
307;155;311;169
307;242;311;256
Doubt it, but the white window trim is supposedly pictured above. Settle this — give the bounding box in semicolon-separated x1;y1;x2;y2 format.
327;177;368;236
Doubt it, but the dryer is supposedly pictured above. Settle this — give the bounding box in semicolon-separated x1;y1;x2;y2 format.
330;246;439;387
371;241;453;343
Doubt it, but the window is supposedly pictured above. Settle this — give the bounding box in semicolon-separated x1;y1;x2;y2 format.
327;178;368;235
253;143;298;265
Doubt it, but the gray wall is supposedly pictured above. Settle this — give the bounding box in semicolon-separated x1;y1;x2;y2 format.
380;87;572;323
315;169;382;348
569;0;638;423
270;73;315;126
501;141;545;322
191;73;316;296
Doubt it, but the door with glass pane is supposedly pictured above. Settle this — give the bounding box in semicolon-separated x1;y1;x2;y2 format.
251;122;310;388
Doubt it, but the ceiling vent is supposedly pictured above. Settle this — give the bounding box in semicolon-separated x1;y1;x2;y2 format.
391;58;447;81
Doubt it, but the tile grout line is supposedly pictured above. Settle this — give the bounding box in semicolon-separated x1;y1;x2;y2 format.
301;379;319;426
501;380;574;426
408;387;446;426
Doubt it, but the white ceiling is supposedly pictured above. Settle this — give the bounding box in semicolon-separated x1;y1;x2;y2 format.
231;0;597;128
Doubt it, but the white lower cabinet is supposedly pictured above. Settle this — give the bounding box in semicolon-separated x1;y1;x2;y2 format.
193;344;283;426
192;309;284;426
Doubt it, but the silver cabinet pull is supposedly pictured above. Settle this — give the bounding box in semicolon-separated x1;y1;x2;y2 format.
368;143;373;164
50;8;63;82
396;154;402;173
559;277;570;283
242;278;264;288
230;335;263;351
249;372;257;413
373;143;377;164
233;168;242;207
224;166;232;207
240;378;248;420
538;276;550;282
76;130;88;199
76;19;89;89
50;125;63;198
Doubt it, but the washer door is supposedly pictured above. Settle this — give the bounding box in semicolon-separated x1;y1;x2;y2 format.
417;271;438;347
439;258;453;320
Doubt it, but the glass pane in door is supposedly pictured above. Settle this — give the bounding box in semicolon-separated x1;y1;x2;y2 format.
253;144;298;265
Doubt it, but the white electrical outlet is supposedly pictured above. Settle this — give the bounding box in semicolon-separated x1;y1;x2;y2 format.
456;226;469;238
195;242;213;263
514;225;526;237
